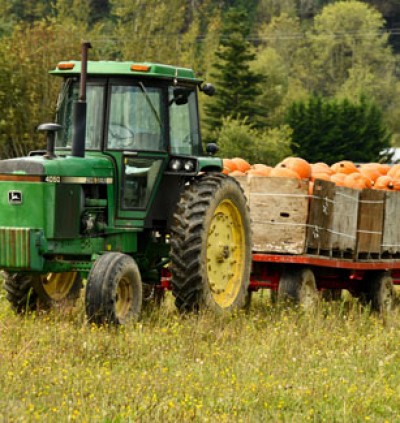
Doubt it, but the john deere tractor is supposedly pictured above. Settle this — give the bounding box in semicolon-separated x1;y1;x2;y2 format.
0;43;251;323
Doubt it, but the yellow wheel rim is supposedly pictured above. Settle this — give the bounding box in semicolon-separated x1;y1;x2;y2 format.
42;272;78;301
115;276;133;321
206;199;245;308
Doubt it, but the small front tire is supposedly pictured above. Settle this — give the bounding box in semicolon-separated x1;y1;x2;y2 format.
85;253;142;324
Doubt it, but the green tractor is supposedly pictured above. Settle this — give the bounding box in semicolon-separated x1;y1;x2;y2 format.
0;43;252;323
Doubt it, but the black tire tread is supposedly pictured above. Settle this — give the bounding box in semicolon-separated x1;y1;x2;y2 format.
3;273;39;313
85;252;142;324
170;173;251;312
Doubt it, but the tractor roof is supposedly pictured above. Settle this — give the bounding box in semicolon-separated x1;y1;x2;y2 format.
50;60;200;83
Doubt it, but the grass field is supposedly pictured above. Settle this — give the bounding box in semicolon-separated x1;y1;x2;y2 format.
0;290;400;422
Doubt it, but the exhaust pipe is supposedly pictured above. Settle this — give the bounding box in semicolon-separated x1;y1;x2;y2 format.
71;41;92;158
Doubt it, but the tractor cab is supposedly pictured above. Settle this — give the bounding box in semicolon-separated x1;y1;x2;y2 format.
51;60;219;229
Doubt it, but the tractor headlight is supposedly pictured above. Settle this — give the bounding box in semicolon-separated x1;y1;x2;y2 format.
183;160;195;172
169;158;183;171
167;157;197;174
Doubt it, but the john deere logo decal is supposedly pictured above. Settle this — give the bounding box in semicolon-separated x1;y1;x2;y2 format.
8;191;22;204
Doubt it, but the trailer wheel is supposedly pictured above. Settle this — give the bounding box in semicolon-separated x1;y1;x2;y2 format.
322;289;342;301
170;173;251;313
85;253;142;324
361;271;394;313
278;267;318;309
3;273;39;313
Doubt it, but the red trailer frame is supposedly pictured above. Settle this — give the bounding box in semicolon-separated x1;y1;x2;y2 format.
250;253;400;294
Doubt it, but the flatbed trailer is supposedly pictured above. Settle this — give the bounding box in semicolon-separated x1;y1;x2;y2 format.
237;176;400;311
250;253;400;293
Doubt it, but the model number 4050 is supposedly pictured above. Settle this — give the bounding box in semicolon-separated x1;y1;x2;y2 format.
45;176;61;183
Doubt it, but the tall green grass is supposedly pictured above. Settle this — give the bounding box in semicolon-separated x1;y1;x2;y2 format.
0;290;399;422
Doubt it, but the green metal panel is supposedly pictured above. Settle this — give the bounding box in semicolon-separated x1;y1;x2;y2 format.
50;61;200;82
197;156;223;171
0;154;114;178
0;181;52;235
0;228;44;270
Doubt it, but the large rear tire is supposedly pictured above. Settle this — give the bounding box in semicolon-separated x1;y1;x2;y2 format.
3;272;82;313
170;173;252;313
85;253;142;324
3;273;38;313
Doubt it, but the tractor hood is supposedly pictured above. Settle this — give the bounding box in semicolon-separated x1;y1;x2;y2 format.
0;154;114;179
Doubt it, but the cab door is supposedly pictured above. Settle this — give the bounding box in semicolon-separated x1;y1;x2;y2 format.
105;80;168;228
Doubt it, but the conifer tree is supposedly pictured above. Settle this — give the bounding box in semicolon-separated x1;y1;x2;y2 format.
285;96;391;164
204;7;265;133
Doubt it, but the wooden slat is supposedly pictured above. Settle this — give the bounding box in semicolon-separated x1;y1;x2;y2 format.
382;191;400;255
329;186;359;253
307;179;335;253
356;189;384;257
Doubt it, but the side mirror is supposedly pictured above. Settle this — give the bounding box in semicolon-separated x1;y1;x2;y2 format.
200;83;215;97
206;143;219;156
170;88;189;106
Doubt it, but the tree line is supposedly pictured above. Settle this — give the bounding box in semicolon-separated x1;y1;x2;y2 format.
0;0;398;163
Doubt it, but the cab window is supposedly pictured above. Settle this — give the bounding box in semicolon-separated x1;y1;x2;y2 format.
169;87;201;156
108;84;164;151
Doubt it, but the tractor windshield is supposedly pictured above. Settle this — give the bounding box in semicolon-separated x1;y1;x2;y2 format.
55;80;105;150
55;78;200;154
108;83;164;151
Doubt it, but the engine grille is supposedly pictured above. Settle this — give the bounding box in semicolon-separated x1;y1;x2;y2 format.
0;227;30;268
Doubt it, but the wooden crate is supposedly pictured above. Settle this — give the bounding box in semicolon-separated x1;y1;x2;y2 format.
307;179;335;254
382;191;400;256
307;180;359;256
246;176;309;254
356;189;385;258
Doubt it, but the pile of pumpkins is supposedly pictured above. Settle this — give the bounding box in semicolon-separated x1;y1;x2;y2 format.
223;157;400;192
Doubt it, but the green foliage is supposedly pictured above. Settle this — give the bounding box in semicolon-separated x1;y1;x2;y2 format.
0;22;89;157
0;0;398;158
216;117;292;165
204;7;266;132
307;1;394;98
285;96;391;164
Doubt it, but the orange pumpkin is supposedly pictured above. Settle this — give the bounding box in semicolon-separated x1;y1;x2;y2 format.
247;166;271;176
373;175;400;191
331;160;359;175
270;167;300;179
387;164;400;178
330;173;346;186
359;167;381;184
360;163;389;176
343;173;371;190
311;172;331;182
379;164;391;175
252;163;272;172
232;157;251;173
222;158;237;175
277;157;311;179
311;162;334;175
309;181;314;196
230;170;246;177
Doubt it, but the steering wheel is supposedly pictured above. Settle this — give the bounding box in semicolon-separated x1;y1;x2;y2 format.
109;122;135;148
